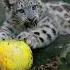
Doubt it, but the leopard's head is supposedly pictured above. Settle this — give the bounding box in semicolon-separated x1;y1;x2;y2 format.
3;0;43;24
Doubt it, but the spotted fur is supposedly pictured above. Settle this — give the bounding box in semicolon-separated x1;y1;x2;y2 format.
0;0;70;49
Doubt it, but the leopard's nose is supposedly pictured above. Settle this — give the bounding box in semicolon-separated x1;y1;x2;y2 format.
28;18;32;21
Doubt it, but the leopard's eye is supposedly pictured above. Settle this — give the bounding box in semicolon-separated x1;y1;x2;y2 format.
18;9;25;13
32;5;37;10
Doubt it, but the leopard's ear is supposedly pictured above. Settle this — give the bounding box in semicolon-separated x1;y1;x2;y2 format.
2;0;17;9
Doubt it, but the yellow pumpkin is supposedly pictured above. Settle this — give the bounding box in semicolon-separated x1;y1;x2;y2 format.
0;40;33;70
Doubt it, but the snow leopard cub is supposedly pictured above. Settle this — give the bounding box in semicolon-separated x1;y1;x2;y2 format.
0;0;70;49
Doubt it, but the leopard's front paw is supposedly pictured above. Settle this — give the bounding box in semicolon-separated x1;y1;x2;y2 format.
17;32;30;40
17;32;39;49
26;35;39;49
0;32;12;40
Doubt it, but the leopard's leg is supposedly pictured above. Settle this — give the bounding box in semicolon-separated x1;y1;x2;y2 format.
0;0;18;40
0;21;15;40
17;17;59;49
